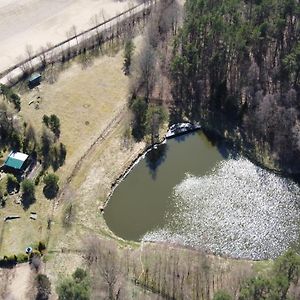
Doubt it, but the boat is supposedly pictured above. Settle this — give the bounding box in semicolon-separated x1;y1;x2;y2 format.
166;122;201;139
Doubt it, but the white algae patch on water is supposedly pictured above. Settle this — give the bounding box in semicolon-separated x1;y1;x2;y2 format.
143;158;300;260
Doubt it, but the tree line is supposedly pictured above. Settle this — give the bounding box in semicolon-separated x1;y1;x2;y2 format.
4;1;154;86
128;0;181;143
52;237;300;300
170;0;300;173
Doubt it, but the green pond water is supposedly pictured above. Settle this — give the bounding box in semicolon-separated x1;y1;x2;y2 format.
104;131;300;260
104;132;225;241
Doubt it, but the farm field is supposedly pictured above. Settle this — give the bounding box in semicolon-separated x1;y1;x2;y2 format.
0;0;137;72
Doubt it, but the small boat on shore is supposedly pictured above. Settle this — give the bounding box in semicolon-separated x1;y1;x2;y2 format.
166;122;201;139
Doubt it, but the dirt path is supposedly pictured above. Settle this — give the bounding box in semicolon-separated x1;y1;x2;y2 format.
44;103;130;247
1;264;33;300
57;103;127;201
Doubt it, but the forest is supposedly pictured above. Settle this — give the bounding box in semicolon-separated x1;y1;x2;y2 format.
170;0;300;173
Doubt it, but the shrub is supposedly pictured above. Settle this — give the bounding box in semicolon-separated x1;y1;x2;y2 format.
10;93;21;111
0;255;17;267
17;253;29;263
72;268;88;283
38;241;46;253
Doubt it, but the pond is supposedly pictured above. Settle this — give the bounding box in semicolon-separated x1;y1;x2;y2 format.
104;132;300;260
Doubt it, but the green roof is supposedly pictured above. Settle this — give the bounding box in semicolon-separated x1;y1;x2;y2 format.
4;152;28;170
5;157;24;169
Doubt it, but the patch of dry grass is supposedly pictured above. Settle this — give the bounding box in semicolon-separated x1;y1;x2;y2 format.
20;50;130;184
0;43;135;257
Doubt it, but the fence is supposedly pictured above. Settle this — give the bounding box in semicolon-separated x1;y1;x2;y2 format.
0;0;157;86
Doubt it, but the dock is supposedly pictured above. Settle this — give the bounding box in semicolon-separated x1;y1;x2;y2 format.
166;123;201;139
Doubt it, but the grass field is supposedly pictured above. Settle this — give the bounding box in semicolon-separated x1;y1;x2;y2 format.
0;40;143;258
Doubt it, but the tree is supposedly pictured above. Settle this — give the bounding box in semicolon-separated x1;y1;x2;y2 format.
59;143;67;166
40;127;55;168
0;84;21;111
56;268;90;300
131;96;148;140
21;179;35;209
43;173;59;199
10;93;21;111
11;131;23;151
0;186;4;207
85;238;124;300
170;0;300;173
43;114;60;138
239;276;272;300
23;124;37;153
73;268;88;283
239;250;300;300
25;44;34;70
36;274;51;300
146;104;166;144
123;39;135;75
137;44;156;100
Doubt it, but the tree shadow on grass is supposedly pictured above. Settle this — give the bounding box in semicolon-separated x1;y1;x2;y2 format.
22;194;36;210
43;186;58;200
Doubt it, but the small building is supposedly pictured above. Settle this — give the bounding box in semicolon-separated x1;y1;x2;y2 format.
3;151;29;173
28;72;41;88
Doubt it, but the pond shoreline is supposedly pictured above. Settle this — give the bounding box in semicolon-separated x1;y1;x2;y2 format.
104;138;167;210
200;124;300;183
103;126;300;261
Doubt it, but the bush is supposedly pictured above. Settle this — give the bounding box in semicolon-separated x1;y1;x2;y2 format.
72;268;88;283
0;255;17;267
35;176;40;185
10;93;21;111
38;241;46;253
17;253;29;263
123;39;135;75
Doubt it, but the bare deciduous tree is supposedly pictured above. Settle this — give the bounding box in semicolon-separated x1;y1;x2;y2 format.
85;237;125;300
25;44;34;70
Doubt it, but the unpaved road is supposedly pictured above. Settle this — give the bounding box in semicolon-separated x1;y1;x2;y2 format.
0;0;136;72
0;264;33;300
